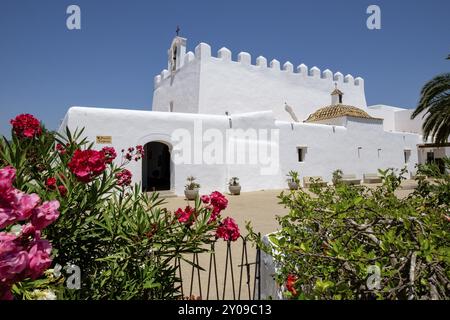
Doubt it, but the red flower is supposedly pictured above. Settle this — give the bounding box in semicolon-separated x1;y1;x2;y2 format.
200;195;210;204
286;274;298;296
10;114;42;139
175;206;195;224
210;191;228;213
68;149;107;183
215;217;240;241
45;178;57;190
136;145;144;157
57;185;67;197
55;143;66;155
115;169;132;187
101;147;117;164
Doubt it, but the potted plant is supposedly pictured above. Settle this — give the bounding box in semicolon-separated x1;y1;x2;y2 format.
228;177;241;195
286;171;300;190
332;169;343;186
184;176;200;200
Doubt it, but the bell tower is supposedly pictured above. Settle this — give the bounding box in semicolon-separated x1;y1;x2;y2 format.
331;83;344;105
168;27;187;72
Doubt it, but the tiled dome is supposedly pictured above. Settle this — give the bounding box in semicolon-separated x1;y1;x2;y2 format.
305;104;375;122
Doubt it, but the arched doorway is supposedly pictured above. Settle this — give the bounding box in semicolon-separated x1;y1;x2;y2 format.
142;142;171;192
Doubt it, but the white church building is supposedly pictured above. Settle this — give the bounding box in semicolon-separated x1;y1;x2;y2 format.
60;36;448;195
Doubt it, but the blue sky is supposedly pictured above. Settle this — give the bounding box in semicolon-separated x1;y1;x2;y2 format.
0;0;449;137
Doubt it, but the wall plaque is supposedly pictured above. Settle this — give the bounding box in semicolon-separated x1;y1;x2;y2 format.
96;136;112;144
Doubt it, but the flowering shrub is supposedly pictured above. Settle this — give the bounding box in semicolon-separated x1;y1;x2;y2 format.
1;114;240;299
0;166;59;300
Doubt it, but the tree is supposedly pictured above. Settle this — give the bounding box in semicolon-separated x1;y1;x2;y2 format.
411;56;450;144
248;166;450;300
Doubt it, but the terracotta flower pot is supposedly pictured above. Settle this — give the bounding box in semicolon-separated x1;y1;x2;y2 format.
184;189;199;200
288;181;299;190
229;185;241;195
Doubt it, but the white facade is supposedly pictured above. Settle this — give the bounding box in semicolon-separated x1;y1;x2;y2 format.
59;37;442;195
153;40;367;122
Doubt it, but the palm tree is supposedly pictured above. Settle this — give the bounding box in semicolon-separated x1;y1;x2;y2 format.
411;56;450;144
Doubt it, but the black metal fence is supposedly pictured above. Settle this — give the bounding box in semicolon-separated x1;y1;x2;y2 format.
175;235;261;300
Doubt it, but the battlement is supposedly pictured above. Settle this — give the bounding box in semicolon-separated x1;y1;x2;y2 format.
154;41;364;89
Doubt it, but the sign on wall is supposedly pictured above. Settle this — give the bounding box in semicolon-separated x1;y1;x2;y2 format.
96;136;112;144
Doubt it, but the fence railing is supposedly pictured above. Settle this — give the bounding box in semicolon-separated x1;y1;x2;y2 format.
175;235;261;300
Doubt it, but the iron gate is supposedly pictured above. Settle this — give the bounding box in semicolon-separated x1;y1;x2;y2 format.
174;235;261;300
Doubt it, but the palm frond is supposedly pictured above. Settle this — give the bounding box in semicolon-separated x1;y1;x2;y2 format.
411;72;450;144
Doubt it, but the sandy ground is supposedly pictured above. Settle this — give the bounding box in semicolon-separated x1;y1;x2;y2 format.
160;181;417;300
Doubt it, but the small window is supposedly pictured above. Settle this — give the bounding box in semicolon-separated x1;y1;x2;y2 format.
297;147;307;162
169;101;174;112
404;150;411;163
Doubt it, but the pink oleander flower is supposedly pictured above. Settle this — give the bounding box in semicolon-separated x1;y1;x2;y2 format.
175;206;196;224
68;149;107;183
0;166;15;192
101;147;117;164
10;114;42;139
0;189;40;229
0;285;13;300
0;167;58;300
1;166;42;229
115;169;132;187
215;217;240;241
27;239;52;279
136;145;144;156
0;232;28;284
31;201;60;230
20;223;37;238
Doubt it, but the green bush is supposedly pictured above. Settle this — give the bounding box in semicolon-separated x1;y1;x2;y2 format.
249;164;450;300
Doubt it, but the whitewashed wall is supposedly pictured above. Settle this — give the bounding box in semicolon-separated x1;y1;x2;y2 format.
277;117;420;185
368;104;425;135
153;41;367;122
152;52;201;114
61;107;421;195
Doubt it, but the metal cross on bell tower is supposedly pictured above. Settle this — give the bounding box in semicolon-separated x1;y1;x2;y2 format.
176;25;180;36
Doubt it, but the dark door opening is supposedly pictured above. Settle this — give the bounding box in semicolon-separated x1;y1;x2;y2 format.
142;142;171;192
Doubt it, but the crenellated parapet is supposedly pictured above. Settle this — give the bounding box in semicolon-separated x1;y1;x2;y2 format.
154;41;365;90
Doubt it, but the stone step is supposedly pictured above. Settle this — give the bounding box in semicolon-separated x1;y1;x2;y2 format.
147;190;178;198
